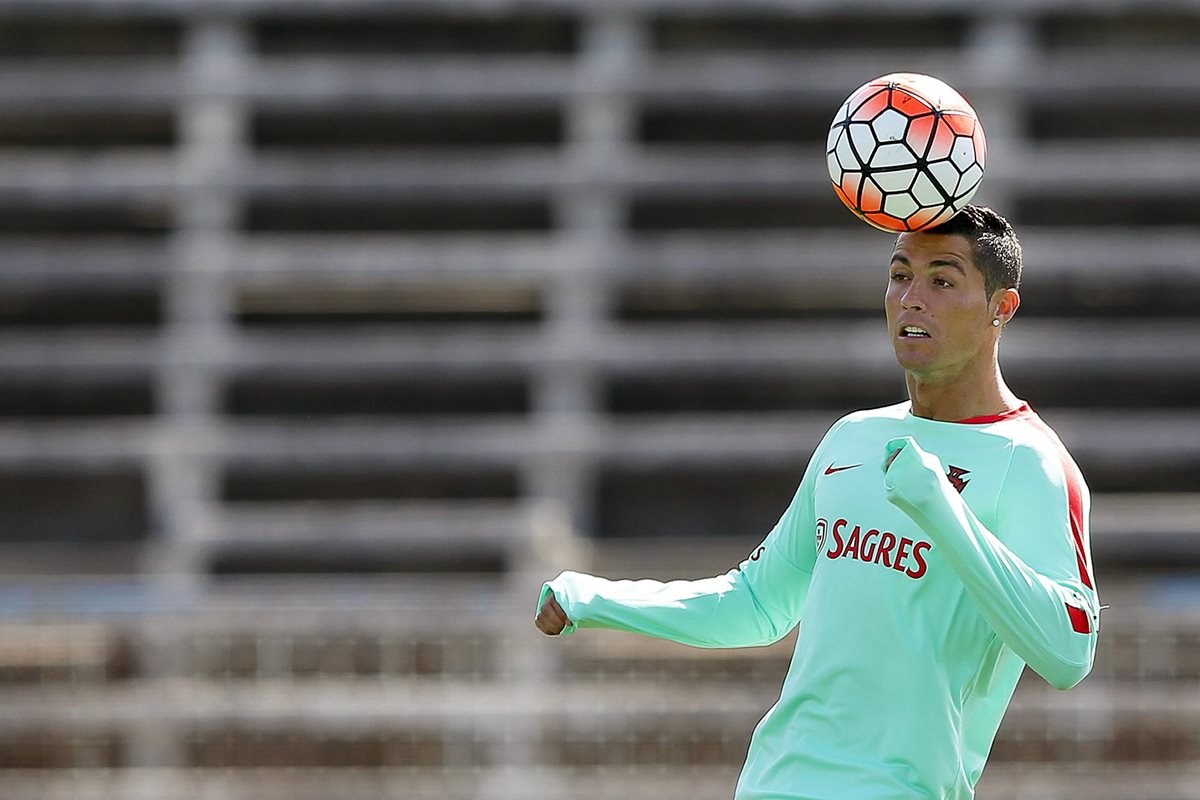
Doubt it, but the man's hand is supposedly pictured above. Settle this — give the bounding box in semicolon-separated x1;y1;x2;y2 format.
883;437;909;473
535;591;571;636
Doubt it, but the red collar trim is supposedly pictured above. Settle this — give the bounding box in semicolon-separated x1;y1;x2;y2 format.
954;403;1034;425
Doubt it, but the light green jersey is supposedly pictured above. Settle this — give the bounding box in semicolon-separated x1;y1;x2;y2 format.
540;402;1099;799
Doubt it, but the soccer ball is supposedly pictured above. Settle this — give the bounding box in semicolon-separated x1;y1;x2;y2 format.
826;73;987;232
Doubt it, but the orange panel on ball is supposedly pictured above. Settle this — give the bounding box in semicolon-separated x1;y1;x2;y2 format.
890;88;935;118
850;87;892;121
864;211;905;232
832;180;854;211
944;113;978;137
906;205;946;230
906;114;936;156
926;119;956;161
859;178;884;213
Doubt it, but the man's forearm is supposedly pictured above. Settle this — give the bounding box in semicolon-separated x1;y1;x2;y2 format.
884;438;1097;689
542;567;807;649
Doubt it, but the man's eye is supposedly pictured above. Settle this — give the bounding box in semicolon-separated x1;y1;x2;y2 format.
934;277;953;287
891;272;908;281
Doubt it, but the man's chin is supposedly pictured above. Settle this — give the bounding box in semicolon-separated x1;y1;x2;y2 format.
892;349;934;373
894;353;955;386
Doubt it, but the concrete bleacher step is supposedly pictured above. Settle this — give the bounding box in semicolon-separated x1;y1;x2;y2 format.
224;413;1200;475
0;151;174;202
206;500;532;572
0;329;158;378
0;58;179;112
0;674;1191;787
0;765;736;800
2;674;1197;733
242;227;1200;283
228;228;1200;287
574;635;1200;687
0;574;516;637
0;414;1197;471
253;55;572;110
3;320;1197;379
0;677;756;731
1;141;1197;203
214;500;528;544
621;228;1200;283
0;228;1172;299
8;42;1197;111
4;763;1200;800
1091;493;1200;560
0;240;165;287
241;232;558;281
0;623;126;685
979;763;1200;800
639;49;1200;102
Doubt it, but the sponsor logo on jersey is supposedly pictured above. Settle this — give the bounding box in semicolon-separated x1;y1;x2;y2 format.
947;465;971;493
824;462;861;475
823;517;931;580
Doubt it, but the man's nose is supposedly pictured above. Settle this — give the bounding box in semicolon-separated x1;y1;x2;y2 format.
901;284;925;311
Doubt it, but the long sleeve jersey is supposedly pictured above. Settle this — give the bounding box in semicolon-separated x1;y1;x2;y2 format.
540;401;1099;799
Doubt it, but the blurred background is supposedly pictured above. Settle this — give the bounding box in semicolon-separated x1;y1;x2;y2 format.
0;0;1198;798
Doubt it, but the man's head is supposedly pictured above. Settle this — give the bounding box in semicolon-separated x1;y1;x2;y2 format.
885;206;1022;384
923;204;1022;297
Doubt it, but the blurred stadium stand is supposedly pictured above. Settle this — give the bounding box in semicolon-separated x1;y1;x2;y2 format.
0;0;1198;798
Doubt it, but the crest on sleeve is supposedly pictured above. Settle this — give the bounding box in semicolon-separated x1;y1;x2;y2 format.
946;465;971;494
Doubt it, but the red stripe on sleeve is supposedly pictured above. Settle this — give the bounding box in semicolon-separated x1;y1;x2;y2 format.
1024;416;1095;590
1066;603;1092;634
1062;459;1093;589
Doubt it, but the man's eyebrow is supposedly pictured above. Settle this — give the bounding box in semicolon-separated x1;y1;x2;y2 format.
890;254;966;275
929;259;967;275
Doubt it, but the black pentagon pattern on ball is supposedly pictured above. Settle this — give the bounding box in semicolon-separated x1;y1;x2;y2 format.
868;98;946;229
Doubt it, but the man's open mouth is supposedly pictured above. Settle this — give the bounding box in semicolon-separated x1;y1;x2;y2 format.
899;325;931;338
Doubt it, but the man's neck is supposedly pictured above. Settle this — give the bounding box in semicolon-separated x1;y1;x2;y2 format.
905;368;1022;422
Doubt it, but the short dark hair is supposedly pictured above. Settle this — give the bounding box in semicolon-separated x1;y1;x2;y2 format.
925;205;1022;297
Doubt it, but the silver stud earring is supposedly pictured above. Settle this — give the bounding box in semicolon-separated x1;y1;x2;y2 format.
991;318;1001;327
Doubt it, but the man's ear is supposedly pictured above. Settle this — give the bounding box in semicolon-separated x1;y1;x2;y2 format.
992;288;1020;326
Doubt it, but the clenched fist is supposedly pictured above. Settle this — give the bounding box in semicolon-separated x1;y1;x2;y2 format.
535;591;571;636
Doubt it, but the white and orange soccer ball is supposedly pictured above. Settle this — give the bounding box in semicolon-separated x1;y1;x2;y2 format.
826;73;987;232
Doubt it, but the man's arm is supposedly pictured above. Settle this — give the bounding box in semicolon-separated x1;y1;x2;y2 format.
883;436;1099;689
534;455;821;649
